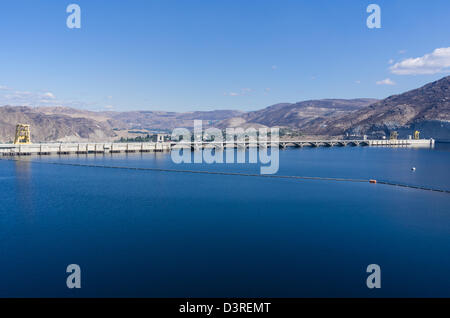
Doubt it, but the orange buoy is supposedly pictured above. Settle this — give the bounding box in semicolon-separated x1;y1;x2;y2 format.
369;179;377;184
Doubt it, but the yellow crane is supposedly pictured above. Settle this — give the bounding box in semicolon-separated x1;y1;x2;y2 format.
414;130;420;140
389;131;398;140
13;124;32;144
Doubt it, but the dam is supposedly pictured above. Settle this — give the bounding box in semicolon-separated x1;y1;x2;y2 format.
0;138;435;156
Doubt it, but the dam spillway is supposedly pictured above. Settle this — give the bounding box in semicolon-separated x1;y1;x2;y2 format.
0;139;435;156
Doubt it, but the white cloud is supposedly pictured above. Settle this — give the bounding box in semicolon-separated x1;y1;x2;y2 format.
398;50;407;54
271;65;277;70
224;92;239;96
0;86;88;108
355;80;361;84
390;47;450;75
376;78;396;85
224;88;252;97
0;90;50;106
42;92;56;99
388;59;394;65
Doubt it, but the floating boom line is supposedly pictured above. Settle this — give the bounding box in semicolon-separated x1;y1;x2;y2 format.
2;158;449;194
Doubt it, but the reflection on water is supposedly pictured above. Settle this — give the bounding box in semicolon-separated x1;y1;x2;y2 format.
14;159;34;218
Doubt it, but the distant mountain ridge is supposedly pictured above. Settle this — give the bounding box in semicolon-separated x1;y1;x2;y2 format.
0;107;244;142
312;75;450;139
109;109;244;130
0;106;115;142
216;76;450;140
0;76;449;142
216;98;378;130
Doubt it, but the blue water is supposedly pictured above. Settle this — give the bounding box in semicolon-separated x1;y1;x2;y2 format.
0;145;450;297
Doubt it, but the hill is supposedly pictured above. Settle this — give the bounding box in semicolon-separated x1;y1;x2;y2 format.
313;76;450;139
0;106;115;142
0;107;243;142
216;99;378;130
1;76;449;142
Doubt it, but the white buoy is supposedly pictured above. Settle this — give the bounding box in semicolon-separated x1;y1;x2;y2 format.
411;167;416;171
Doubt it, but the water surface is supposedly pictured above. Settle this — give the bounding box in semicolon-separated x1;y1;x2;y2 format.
0;145;449;297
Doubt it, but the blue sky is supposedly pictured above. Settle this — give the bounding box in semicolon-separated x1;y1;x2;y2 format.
0;0;449;111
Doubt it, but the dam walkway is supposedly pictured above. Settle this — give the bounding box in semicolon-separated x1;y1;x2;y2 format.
0;139;435;156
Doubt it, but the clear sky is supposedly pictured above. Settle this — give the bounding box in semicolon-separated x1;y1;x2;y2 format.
0;0;449;112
